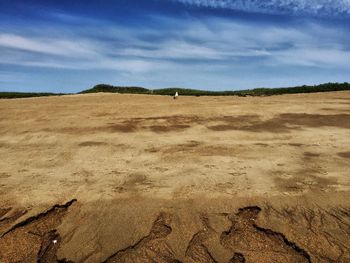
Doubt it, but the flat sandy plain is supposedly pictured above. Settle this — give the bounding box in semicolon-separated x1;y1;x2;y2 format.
0;91;350;263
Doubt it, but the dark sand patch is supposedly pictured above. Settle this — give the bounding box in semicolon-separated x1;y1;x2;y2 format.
78;141;108;147
149;124;191;133
0;209;28;235
229;253;246;262
279;113;350;129
113;173;155;193
208;113;350;132
41;113;350;135
304;152;321;158
159;143;242;157
107;115;198;133
262;204;350;262
102;213;179;263
207;115;262;132
221;206;311;263
0;141;10;148
186;216;217;263
334;97;350;100
288;143;304;147
320;107;350;112
146;141;201;154
107;121;138;133
0;173;11;179
274;172;338;192
0;208;12;219
254;143;269;147
0;199;76;262
338;151;350;159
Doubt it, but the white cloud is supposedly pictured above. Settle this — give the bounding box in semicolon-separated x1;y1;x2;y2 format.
1;13;350;77
174;0;350;17
0;34;98;57
274;48;350;67
0;33;159;73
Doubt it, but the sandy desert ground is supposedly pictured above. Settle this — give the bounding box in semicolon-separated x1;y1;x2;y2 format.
0;91;350;263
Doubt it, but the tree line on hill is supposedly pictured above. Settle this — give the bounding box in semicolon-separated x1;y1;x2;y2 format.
1;82;349;99
0;92;64;99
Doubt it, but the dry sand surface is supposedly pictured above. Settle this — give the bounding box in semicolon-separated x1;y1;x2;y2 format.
0;91;350;263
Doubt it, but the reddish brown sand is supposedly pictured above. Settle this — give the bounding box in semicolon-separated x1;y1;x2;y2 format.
0;91;350;262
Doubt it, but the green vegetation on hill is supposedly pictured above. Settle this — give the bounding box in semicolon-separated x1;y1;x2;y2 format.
0;92;63;99
235;82;350;96
152;88;216;96
79;84;149;94
81;82;350;97
1;82;349;99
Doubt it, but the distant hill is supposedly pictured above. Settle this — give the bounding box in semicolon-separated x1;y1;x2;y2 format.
236;82;350;96
1;82;350;99
81;82;350;97
79;84;149;94
0;92;64;99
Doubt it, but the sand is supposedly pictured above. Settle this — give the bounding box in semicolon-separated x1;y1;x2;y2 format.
0;91;349;262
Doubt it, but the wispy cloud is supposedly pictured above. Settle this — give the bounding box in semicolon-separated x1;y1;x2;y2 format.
0;33;158;73
2;14;350;70
0;34;98;57
174;0;350;17
1;3;350;91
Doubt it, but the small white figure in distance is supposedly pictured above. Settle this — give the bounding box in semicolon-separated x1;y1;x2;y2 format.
53;239;58;244
173;91;179;100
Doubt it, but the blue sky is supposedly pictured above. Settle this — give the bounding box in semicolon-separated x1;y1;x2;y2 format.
1;0;350;92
